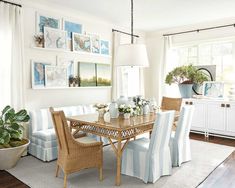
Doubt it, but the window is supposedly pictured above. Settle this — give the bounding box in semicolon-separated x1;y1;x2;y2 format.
165;39;235;97
171;40;235;83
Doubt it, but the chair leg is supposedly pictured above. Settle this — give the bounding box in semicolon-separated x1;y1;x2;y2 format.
63;173;67;188
55;165;59;177
99;166;103;181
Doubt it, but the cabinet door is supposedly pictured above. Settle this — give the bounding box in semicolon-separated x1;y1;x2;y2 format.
207;102;226;132
226;103;235;133
191;102;206;131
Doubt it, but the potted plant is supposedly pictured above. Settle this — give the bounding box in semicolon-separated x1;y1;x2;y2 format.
0;105;30;170
118;104;132;119
68;75;75;87
165;64;209;98
74;76;80;87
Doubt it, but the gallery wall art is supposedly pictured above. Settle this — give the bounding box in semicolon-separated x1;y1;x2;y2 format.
96;64;111;86
44;27;67;49
56;56;76;79
89;34;100;54
31;60;51;88
100;40;109;55
79;62;97;87
36;12;61;34
72;33;91;52
45;66;68;87
63;20;82;40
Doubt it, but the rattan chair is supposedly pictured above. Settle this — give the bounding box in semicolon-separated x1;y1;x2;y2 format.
161;97;182;131
50;107;103;188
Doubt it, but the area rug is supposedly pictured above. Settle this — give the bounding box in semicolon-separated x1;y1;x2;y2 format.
7;140;234;188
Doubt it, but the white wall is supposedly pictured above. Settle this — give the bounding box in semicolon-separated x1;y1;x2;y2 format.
145;17;235;104
15;0;146;110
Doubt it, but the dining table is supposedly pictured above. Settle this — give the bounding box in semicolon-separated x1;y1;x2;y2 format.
67;111;179;186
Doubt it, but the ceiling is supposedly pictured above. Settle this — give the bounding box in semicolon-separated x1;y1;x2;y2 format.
40;0;235;31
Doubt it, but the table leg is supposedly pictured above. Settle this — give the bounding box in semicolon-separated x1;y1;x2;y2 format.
116;138;122;186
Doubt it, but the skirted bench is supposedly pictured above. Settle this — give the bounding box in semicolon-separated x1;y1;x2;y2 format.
29;104;109;162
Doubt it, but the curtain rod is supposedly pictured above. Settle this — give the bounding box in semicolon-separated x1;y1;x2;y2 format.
0;0;21;7
112;29;139;38
163;23;235;37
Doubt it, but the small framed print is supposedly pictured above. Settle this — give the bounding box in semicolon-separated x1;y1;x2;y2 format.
63;20;82;40
89;33;100;54
203;81;224;98
45;66;68;87
100;40;109;55
31;60;51;88
72;33;91;53
56;56;76;79
44;27;67;50
36;12;62;34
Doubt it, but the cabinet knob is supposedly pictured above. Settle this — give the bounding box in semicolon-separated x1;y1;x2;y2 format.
226;104;231;108
185;101;189;105
221;104;225;107
189;102;193;105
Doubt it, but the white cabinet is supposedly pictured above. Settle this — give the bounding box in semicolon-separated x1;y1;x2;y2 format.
182;99;235;138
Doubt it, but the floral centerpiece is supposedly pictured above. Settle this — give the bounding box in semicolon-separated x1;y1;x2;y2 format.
133;96;150;115
93;103;108;118
118;104;133;119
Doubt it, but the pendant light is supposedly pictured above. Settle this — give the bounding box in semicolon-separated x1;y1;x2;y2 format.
115;0;149;67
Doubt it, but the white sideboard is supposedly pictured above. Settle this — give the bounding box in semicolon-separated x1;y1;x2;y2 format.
182;98;235;138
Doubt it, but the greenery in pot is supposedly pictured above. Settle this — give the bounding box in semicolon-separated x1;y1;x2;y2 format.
165;64;209;85
0;106;30;149
118;104;132;114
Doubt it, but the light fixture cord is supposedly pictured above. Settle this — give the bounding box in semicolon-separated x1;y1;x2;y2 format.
131;0;134;44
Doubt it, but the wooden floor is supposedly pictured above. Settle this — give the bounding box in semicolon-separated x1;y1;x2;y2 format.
0;133;234;188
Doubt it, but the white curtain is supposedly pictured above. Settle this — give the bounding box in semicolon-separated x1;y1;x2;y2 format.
158;36;174;101
0;2;25;110
111;32;145;100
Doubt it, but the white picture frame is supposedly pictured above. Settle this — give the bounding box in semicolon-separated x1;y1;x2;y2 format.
88;33;100;54
202;81;224;99
56;56;77;79
35;12;62;34
44;27;67;50
72;33;91;53
45;66;68;87
31;60;52;89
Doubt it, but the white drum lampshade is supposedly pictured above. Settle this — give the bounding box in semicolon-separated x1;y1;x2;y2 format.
115;43;149;67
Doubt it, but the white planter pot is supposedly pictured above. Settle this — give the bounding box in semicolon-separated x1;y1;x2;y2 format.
124;113;130;119
0;139;30;170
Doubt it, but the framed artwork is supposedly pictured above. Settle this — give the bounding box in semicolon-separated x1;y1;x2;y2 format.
96;64;111;86
79;62;96;87
36;12;61;34
89;34;100;54
63;20;82;40
100;40;109;55
203;81;224;98
44;27;67;49
31;60;51;88
72;33;91;53
56;56;75;78
45;66;68;87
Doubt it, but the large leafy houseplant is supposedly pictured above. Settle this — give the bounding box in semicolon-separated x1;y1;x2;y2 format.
0;106;30;149
165;64;209;85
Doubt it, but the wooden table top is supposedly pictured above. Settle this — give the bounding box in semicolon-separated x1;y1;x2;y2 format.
67;111;179;131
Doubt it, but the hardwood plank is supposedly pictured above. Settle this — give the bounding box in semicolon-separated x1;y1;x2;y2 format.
0;170;29;188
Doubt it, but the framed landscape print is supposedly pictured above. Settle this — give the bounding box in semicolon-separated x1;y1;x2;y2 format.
79;62;96;87
36;12;61;34
89;34;100;54
100;40;109;55
72;33;91;53
44;27;67;49
96;64;111;86
203;81;224;98
45;66;67;87
63;20;82;40
31;60;51;88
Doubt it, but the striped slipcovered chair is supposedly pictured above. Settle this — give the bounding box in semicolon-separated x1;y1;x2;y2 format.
170;106;195;167
121;111;175;183
29;106;84;161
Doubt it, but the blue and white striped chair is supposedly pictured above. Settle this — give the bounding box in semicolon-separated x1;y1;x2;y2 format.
170;106;194;167
121;111;175;183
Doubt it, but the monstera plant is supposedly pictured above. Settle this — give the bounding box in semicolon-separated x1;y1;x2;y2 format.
0;105;30;170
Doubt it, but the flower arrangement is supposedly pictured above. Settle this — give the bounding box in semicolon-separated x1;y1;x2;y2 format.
118;104;132;114
133;96;149;107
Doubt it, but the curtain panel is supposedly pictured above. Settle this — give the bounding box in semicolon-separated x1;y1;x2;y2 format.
0;2;25;110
